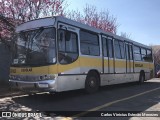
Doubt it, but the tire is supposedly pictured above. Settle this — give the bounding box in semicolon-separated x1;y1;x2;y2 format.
85;72;99;94
139;72;145;84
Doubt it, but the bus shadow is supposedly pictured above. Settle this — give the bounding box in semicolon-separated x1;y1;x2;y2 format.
10;80;160;118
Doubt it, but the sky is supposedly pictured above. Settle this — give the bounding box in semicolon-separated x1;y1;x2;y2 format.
66;0;160;46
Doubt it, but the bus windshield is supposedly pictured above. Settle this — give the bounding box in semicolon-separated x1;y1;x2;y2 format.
13;27;56;66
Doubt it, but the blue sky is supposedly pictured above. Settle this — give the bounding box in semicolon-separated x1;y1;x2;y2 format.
66;0;160;46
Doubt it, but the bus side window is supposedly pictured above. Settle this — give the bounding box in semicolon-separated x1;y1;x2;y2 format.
80;30;100;56
129;45;133;60
146;50;153;62
134;46;142;61
58;30;65;52
114;40;125;59
66;33;78;52
102;38;108;57
120;41;125;59
126;44;129;60
141;48;147;61
108;38;113;58
115;40;121;59
58;29;78;64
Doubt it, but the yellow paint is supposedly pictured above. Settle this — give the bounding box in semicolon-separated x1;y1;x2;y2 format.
104;59;108;67
126;62;133;68
10;57;154;75
109;59;114;68
134;61;152;69
79;56;102;68
115;60;126;68
10;65;59;75
58;60;80;73
149;63;154;69
48;64;58;74
72;86;160;118
10;66;49;75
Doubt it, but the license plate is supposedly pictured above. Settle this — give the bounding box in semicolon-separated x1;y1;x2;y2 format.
38;83;48;88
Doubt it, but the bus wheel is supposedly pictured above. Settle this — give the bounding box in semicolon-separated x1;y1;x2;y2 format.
85;72;99;94
139;72;145;84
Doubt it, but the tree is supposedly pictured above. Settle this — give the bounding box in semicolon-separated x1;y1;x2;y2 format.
66;4;118;34
0;0;67;22
152;45;160;65
120;32;131;39
0;14;16;39
0;14;17;51
0;0;67;43
151;45;160;75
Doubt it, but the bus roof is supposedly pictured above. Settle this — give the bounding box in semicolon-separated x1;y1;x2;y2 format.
16;17;56;32
16;16;151;49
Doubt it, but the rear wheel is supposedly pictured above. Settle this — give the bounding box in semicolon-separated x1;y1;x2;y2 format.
85;72;99;94
139;72;145;84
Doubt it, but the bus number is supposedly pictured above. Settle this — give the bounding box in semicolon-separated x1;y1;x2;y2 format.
21;68;32;72
135;64;143;67
10;69;16;73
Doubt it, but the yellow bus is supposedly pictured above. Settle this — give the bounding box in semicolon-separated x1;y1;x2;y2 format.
9;16;154;93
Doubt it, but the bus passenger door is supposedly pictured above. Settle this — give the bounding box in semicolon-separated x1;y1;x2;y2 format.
107;37;114;73
102;36;114;74
125;43;134;73
57;23;81;91
102;36;108;73
101;36;114;85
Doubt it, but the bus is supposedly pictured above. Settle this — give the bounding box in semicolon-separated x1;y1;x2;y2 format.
9;16;154;93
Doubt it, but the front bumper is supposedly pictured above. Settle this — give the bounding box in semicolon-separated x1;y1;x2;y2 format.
9;79;56;92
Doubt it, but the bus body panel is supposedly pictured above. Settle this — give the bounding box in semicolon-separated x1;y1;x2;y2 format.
114;59;126;73
56;75;86;92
